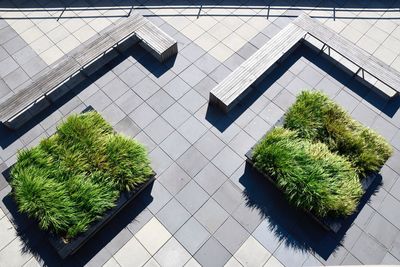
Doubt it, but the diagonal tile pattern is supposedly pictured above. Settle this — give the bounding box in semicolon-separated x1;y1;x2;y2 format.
1;1;400;266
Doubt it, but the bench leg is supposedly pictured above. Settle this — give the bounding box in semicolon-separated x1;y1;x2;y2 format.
5;96;51;130
4;111;33;130
45;84;72;103
209;92;219;106
161;42;178;63
116;36;140;53
209;92;229;113
353;67;362;78
139;41;178;63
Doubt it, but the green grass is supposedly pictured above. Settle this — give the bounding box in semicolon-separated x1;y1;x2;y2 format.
253;127;363;217
10;111;152;239
252;90;393;217
284;91;393;176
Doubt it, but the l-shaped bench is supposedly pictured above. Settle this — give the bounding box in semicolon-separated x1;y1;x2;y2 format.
210;14;400;113
0;13;177;130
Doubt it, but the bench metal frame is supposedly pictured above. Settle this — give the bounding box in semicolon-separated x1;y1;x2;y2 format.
210;14;400;113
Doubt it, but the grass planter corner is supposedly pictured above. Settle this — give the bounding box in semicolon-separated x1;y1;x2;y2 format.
48;174;155;258
9;107;155;258
245;91;392;233
245;134;379;233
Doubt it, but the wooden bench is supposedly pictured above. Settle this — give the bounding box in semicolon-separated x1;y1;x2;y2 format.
209;23;307;113
0;13;177;130
293;14;398;99
210;13;400;113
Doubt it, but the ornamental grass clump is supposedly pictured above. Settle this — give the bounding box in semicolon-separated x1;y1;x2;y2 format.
10;111;152;239
284;91;393;176
252;127;363;217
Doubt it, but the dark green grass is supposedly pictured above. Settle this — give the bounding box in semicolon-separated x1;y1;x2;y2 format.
253;127;363;217
284;91;393;176
10;111;152;239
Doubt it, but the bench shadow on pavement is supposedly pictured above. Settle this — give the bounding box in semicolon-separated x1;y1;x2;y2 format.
0;44;174;149
206;43;400;133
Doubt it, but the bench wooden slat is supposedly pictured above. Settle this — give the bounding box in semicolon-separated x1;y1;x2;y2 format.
72;14;146;67
72;34;118;67
292;15;335;44
212;23;301;99
296;14;400;96
137;22;175;51
135;20;178;62
221;25;305;102
210;23;306;112
364;58;400;94
0;12;178;128
210;13;399;113
109;15;146;43
0;57;80;121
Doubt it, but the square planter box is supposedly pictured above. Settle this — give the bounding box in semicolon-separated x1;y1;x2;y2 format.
7;106;156;259
48;174;155;259
244;117;379;233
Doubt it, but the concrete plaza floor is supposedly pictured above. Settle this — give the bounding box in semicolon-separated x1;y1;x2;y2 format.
1;1;400;266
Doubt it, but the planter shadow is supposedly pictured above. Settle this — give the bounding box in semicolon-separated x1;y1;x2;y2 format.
50;175;156;259
2;179;155;266
239;115;383;259
1;106;156;264
239;161;382;260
